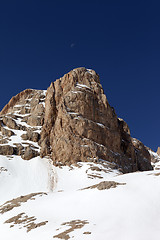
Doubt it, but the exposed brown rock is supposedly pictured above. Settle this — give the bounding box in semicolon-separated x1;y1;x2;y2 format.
13;144;24;156
83;232;91;235
27;115;42;126
118;118;130;135
40;67;152;173
81;181;126;190
0;89;45;128
41;68;121;164
0;67;154;171
22;146;39;160
0;145;15;155
0;192;46;214
132;138;153;171
0;119;3;131
40;82;57;157
1;127;14;137
157;147;160;156
5;212;48;232
0;89;33;115
2;117;19;130
0;89;45;160
0;139;8;144
21;130;40;142
53;220;89;240
21;133;28;141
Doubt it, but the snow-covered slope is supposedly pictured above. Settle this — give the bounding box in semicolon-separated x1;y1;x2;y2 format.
1;153;160;240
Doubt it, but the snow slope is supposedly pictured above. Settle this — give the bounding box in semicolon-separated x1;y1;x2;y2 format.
0;154;160;240
0;156;55;204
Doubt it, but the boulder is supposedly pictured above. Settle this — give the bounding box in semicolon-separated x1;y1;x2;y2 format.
14;144;24;156
23;146;38;160
2;117;19;130
21;131;40;142
1;127;14;137
0;145;15;155
27;116;42;126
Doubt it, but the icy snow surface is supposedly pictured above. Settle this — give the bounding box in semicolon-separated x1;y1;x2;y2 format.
0;154;160;239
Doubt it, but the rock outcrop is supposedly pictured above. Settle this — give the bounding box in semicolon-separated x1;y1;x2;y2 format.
0;67;154;172
40;67;153;172
157;147;160;156
0;89;46;160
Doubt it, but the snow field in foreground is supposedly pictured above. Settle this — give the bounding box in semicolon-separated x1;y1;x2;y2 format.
0;157;160;240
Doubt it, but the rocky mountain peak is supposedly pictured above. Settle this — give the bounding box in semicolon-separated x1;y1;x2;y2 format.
39;67;153;172
0;67;155;173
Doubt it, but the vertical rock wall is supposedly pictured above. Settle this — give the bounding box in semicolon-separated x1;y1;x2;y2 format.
40;68;152;172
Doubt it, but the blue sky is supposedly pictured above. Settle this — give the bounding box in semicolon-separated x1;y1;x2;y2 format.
0;0;160;151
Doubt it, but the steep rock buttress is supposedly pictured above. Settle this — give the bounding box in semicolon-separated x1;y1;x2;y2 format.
40;67;153;173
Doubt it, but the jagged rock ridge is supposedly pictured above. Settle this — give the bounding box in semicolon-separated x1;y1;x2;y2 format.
0;67;154;173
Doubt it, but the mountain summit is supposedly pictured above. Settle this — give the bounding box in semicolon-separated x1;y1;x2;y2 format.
0;67;153;172
0;68;159;240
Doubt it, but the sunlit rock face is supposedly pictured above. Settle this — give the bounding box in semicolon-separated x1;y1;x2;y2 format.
0;89;46;160
40;67;153;173
157;147;160;156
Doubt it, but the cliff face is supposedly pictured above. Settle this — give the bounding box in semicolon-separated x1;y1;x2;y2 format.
40;67;153;173
0;67;154;173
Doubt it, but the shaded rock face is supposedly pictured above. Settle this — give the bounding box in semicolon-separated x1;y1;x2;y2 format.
0;89;46;160
132;138;152;171
40;67;153;173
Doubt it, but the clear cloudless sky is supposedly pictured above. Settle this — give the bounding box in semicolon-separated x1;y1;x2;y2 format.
0;0;160;151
